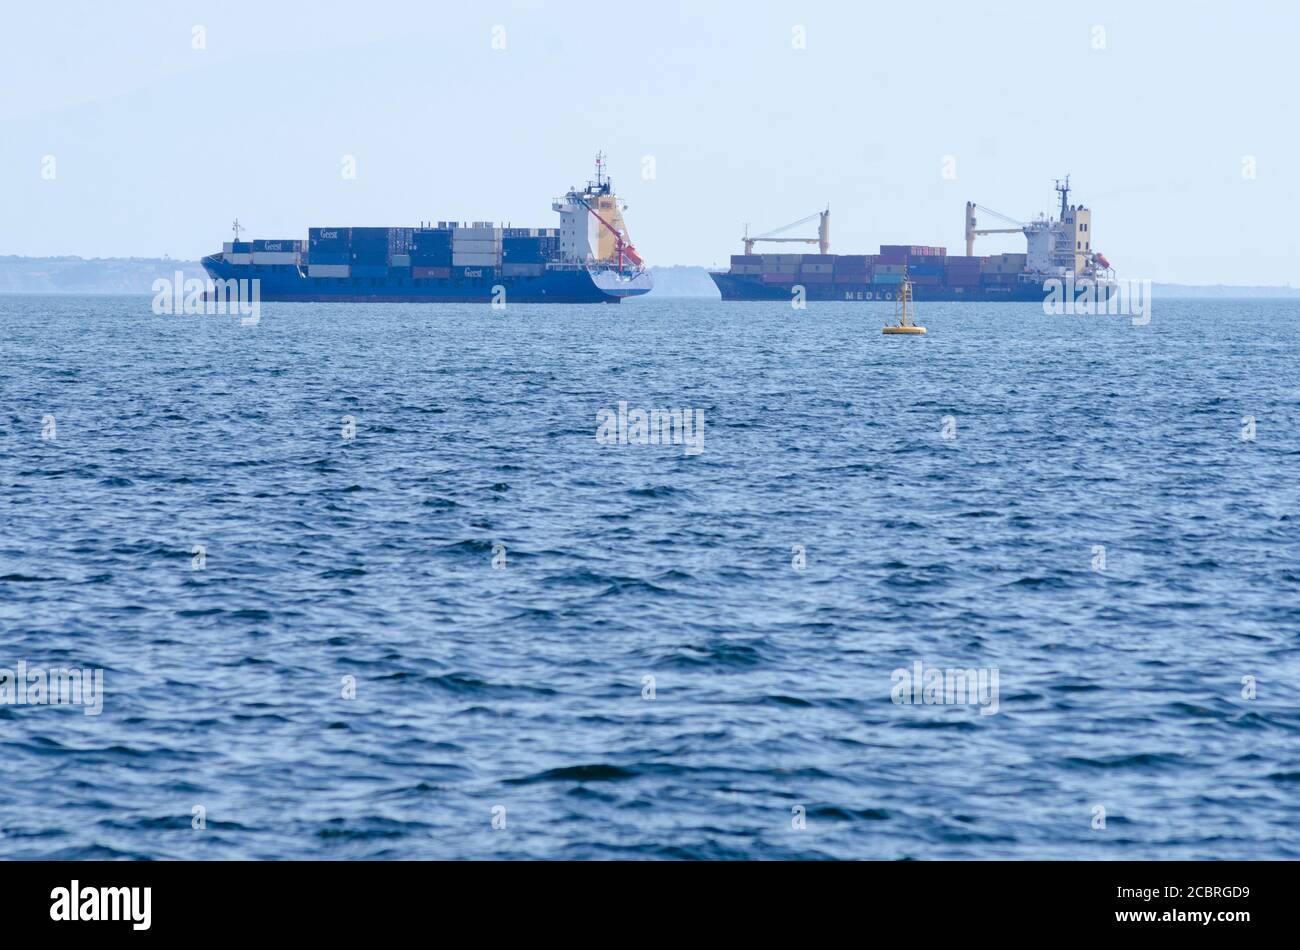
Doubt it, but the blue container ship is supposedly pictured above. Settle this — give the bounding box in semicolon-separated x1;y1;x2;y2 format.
203;156;652;304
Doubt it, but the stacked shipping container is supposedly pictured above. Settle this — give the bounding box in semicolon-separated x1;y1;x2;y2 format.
300;224;547;279
232;220;582;288
308;228;351;276
249;239;301;265
410;228;453;278
726;243;1034;292
943;255;982;287
834;254;872;284
452;226;502;270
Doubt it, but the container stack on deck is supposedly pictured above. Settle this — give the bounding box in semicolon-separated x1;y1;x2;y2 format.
249;239;301;265
944;255;981;289
502;229;559;278
725;244;1038;298
297;224;562;282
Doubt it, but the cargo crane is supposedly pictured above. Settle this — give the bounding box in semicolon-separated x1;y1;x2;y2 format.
743;208;830;255
964;202;1025;256
573;194;642;272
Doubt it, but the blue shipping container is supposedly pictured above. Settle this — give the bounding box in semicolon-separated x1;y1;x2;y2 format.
412;229;453;249
309;228;349;245
411;229;453;265
253;239;300;252
503;237;547;263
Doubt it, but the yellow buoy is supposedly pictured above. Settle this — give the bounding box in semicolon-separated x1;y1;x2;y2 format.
883;276;926;334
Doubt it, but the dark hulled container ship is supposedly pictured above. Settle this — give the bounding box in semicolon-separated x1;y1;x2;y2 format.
202;157;651;304
711;178;1116;303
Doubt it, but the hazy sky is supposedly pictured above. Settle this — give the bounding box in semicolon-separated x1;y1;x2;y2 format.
2;1;1296;283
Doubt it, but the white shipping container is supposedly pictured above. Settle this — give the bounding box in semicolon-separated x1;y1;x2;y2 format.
250;252;298;265
452;243;501;255
452;228;502;244
225;253;252;265
391;254;411;267
308;264;350;278
452;254;499;266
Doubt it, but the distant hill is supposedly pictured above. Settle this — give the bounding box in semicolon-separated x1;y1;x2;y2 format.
0;256;205;294
644;265;721;298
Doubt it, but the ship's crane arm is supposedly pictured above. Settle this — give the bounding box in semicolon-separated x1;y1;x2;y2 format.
573;194;642;270
751;211;823;240
743;208;830;255
964;201;1027;256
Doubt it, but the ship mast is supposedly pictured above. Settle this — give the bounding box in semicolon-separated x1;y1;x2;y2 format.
1054;175;1070;219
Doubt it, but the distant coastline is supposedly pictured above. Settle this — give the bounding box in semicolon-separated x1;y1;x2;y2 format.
0;256;206;295
1;256;1297;299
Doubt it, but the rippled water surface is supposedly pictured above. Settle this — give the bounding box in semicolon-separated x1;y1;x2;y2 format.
1;295;1298;859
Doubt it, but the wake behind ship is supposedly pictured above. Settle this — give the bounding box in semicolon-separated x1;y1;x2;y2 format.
202;156;651;304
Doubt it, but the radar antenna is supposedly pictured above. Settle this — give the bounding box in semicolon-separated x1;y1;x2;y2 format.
1054;176;1071;218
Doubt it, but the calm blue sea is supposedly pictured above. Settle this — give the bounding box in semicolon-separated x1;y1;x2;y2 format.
1;294;1298;860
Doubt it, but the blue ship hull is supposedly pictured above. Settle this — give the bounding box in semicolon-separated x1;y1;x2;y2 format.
202;256;647;304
